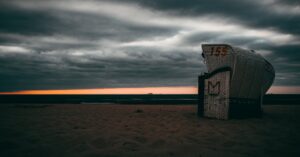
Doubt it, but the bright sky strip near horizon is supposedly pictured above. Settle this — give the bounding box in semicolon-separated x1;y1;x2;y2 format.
0;86;300;95
0;0;299;93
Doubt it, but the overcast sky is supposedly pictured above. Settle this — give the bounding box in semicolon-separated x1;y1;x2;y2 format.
0;0;299;92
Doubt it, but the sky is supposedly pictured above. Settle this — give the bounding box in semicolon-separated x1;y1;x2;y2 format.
0;0;299;94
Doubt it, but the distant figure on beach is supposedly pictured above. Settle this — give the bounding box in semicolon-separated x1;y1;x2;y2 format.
198;44;275;119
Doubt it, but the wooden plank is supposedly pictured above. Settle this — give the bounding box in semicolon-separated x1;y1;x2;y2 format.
239;59;257;98
201;44;275;119
202;44;233;73
249;60;265;98
198;75;205;117
204;71;230;119
230;55;247;98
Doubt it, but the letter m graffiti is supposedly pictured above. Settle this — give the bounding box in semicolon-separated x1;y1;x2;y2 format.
207;81;220;96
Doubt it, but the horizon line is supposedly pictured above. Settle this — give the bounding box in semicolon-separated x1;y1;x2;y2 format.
0;86;198;95
0;86;300;95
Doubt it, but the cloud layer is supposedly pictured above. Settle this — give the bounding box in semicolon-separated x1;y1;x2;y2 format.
0;0;299;91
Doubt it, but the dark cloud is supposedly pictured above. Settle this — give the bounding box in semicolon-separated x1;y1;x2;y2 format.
264;45;300;86
111;0;300;35
0;0;299;92
0;47;204;91
0;2;61;35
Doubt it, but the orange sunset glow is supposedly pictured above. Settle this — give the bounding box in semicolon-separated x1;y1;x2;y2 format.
0;86;299;95
0;86;198;95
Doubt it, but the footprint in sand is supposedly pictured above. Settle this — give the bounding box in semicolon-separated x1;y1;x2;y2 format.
73;125;86;130
89;138;108;149
0;141;20;151
73;142;90;153
150;139;165;148
133;136;147;143
122;141;139;151
222;141;236;147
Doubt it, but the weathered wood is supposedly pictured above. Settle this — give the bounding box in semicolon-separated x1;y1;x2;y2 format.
200;44;275;119
204;71;230;120
197;75;205;117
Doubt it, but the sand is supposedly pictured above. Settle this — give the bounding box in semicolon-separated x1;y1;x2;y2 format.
0;104;299;157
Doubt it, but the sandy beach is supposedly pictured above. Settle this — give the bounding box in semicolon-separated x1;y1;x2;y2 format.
0;104;299;157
